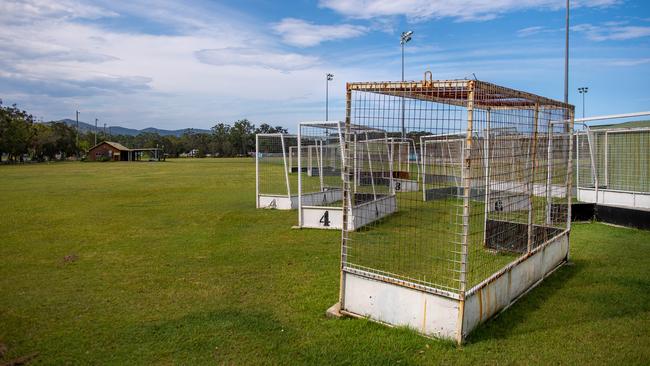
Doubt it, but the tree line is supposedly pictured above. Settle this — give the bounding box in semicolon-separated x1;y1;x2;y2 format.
0;100;288;162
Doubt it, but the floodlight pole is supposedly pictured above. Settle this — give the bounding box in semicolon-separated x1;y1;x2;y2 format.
400;31;413;140
564;0;570;134
94;118;98;145
578;87;588;119
564;0;570;105
326;73;334;121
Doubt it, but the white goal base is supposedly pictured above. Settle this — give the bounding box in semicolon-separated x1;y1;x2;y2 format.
300;194;397;230
578;188;650;210
257;195;298;210
301;189;343;206
340;231;569;343
392;178;419;193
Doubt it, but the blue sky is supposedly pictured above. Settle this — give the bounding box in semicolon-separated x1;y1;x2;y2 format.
1;0;649;131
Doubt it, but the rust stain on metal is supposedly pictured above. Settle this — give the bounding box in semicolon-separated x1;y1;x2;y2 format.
485;285;491;317
507;270;512;306
478;289;483;322
422;297;428;333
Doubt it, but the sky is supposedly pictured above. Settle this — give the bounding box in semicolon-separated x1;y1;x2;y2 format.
1;0;649;132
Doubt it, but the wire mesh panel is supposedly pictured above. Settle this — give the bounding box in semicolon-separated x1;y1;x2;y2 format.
387;138;420;192
288;146;301;173
352;137;393;195
421;136;465;201
338;78;574;337
575;123;650;209
576;132;596;188
298;122;397;229
255;133;297;209
390;139;411;174
606;129;650;192
299;123;344;209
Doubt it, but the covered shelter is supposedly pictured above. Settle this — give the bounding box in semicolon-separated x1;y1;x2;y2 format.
87;141;164;162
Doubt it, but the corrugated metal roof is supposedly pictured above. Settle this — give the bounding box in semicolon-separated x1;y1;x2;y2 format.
89;141;131;151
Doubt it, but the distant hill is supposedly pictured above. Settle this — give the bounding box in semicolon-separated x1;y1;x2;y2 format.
49;119;211;137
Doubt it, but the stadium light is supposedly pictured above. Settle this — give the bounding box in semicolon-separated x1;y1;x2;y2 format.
578;86;589;119
400;31;413;139
326;73;334;121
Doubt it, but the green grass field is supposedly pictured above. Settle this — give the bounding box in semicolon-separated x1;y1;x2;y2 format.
1;159;649;365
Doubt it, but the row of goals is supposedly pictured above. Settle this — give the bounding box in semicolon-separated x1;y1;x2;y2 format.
255;74;577;345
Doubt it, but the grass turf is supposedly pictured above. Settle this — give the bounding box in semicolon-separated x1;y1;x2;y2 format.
0;158;648;364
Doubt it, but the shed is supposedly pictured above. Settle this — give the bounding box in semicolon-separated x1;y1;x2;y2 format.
87;141;163;161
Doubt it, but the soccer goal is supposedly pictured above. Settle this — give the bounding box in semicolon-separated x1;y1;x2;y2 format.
388;138;420;192
255;133;299;210
575;112;650;210
297;122;398;230
332;75;574;344
420;134;465;201
288;146;300;173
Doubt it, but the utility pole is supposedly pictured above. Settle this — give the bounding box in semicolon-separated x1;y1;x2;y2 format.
95;118;98;145
104;123;107;140
76;110;80;156
326;73;334;121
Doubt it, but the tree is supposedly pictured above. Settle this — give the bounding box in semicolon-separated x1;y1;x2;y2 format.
32;123;57;161
230;119;255;155
0;100;36;162
273;125;288;134
211;123;232;157
255;123;288;134
51;122;77;158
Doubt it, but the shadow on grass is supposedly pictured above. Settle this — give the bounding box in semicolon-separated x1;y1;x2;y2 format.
466;258;585;344
119;308;296;363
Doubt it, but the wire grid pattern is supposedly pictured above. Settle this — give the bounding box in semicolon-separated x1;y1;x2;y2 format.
288;146;302;174
256;134;297;197
341;80;573;295
421;136;465;190
389;138;420;180
299;124;344;207
577;128;650;193
576;132;596;188
606;129;650;192
351;137;394;201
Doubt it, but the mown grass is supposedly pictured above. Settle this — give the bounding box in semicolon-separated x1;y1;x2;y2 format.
0;159;648;365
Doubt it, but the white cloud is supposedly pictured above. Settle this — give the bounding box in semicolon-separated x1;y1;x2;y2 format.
605;58;650;66
2;0;645;130
195;47;319;70
0;0;345;129
0;0;117;24
319;0;621;22
273;18;367;47
517;26;548;37
572;23;650;41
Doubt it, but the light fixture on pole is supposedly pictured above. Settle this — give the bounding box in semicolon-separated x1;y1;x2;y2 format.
326;73;334;121
400;30;413;140
578;86;589;119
